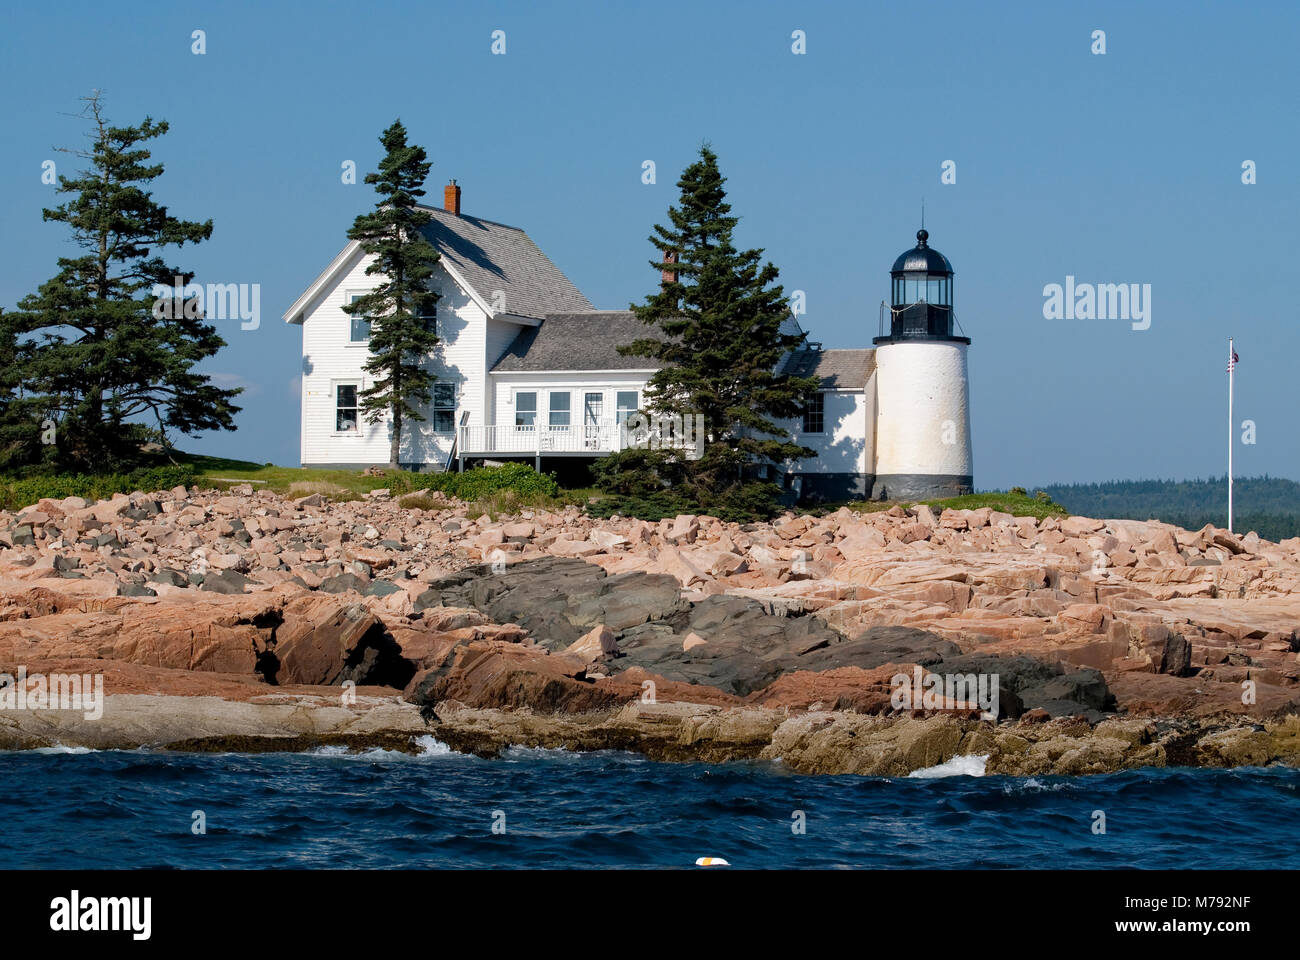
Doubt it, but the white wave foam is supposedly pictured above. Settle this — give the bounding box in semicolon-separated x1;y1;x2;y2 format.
303;735;458;760
502;744;581;761
908;754;989;779
306;745;351;757
412;734;455;757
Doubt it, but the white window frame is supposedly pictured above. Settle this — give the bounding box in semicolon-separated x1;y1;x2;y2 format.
802;391;826;434
345;291;371;345
513;389;538;429
431;382;456;434
615;390;639;424
334;381;361;434
548;391;571;428
417;308;439;341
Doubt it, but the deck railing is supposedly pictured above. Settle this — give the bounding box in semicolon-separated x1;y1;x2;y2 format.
458;423;619;455
458;417;705;458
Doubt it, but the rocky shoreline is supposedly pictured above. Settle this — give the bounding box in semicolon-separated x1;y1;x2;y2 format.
4;692;1298;776
2;484;1298;776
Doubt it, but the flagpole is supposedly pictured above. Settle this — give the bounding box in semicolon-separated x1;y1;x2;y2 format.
1228;336;1234;533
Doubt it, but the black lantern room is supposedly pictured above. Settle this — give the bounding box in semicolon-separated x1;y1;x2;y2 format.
874;229;968;344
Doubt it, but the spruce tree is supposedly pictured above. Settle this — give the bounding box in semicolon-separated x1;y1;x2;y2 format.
5;93;240;470
614;145;820;516
344;120;442;468
0;309;43;468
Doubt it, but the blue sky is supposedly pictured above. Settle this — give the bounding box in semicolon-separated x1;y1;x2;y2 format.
1;0;1295;489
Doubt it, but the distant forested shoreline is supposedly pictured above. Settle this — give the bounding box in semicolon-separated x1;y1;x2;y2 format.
1035;476;1300;542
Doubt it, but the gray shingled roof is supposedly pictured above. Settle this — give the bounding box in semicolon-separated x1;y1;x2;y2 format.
493;314;877;383
418;205;592;319
492;311;660;372
781;348;875;389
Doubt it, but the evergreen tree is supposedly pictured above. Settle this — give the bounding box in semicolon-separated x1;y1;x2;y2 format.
0;309;43;468
344;120;442;468
610;145;819;515
5;93;240;470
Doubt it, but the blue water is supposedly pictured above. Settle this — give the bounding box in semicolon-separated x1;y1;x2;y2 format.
2;742;1297;869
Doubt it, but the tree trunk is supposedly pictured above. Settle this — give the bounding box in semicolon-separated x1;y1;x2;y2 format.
390;407;401;469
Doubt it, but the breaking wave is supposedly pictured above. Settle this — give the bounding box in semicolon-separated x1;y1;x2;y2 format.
908;754;989;778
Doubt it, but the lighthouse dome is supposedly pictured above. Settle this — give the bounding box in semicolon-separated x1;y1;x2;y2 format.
891;229;953;275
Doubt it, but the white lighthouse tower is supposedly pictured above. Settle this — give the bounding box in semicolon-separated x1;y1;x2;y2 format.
871;228;973;500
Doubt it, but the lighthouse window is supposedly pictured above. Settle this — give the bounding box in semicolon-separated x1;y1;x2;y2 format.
802;392;825;434
927;278;945;304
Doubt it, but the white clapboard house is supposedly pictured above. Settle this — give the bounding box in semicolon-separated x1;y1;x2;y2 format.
284;183;973;501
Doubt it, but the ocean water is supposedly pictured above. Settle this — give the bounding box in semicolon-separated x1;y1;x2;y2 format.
2;741;1297;869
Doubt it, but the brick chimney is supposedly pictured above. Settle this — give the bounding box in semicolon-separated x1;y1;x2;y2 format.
443;179;461;216
660;250;678;284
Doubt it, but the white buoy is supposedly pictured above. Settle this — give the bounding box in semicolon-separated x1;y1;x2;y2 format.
695;856;730;867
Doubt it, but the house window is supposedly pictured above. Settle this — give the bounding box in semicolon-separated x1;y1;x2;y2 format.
515;391;537;428
803;392;825;434
432;382;456;433
584;392;603;426
336;384;359;432
549;391;571;428
615;391;639;423
347;294;370;343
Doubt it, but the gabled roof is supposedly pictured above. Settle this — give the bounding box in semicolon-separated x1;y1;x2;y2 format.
283;204;591;325
780;348;875;390
416;205;592;320
491;311;660;372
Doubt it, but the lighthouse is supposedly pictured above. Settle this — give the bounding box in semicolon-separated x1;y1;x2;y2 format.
871;229;973;500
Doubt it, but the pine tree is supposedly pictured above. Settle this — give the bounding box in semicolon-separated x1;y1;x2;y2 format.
5;93;240;470
0;309;43;468
614;145;819;515
344;120;442;468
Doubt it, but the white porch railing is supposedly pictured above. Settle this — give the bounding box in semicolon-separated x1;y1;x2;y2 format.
458;423;622;456
457;415;705;461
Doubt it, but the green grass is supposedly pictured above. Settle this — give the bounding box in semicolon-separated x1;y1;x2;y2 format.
2;449;1073;525
837;488;1069;521
176;453;390;499
0;465;200;512
180;454;589;512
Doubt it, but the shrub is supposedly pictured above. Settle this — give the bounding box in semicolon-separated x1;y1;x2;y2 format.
590;480;781;524
588;490;699;523
401;463;561;503
0;465;198;511
590;448;788;523
397;491;442;511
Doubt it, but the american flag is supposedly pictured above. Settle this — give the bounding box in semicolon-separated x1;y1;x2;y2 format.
1227;349;1240;373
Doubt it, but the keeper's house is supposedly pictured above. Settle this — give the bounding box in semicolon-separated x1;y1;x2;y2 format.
284;182;973;501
